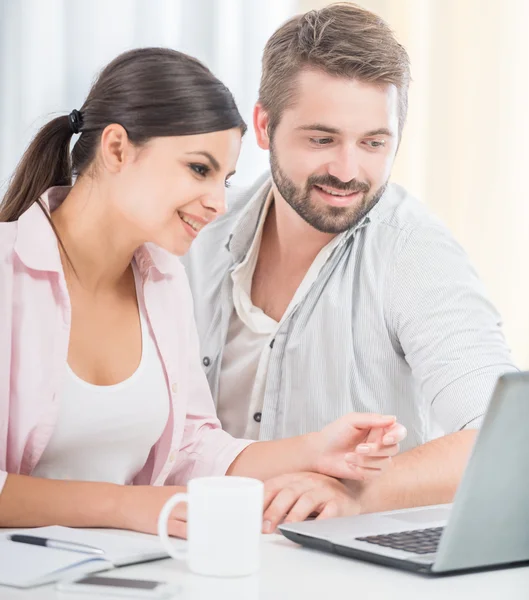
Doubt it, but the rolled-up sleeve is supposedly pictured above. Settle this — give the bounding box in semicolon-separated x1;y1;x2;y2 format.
388;225;518;433
165;362;253;484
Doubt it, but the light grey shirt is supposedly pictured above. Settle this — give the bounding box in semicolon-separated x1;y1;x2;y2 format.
182;174;517;451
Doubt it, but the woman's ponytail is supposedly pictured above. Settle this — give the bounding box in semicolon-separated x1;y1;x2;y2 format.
0;115;73;222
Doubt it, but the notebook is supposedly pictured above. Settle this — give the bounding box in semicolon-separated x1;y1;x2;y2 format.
0;525;183;588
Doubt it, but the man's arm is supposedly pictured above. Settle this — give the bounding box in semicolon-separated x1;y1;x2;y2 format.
351;429;476;512
262;221;516;530
261;429;476;531
388;224;517;436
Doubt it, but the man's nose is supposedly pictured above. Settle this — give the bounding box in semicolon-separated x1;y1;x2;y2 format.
327;146;361;183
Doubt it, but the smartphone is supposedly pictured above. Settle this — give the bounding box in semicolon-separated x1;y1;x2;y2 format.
56;574;181;598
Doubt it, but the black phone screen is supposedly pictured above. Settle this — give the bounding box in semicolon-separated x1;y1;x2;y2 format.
76;575;162;590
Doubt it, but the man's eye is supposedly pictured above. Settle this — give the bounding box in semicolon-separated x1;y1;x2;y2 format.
309;138;333;146
190;163;210;177
365;140;386;149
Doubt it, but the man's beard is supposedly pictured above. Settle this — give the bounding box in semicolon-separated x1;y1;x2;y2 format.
269;146;387;234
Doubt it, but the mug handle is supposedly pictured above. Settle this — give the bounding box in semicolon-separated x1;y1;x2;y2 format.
157;493;188;560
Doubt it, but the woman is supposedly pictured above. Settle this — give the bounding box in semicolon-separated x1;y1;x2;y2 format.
0;48;405;537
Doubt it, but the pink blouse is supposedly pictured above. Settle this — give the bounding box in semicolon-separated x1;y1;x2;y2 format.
0;187;251;494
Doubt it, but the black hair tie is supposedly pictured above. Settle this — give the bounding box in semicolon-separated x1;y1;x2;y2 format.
68;109;83;134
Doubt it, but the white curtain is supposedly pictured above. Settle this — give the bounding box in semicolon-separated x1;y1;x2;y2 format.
4;0;527;366
0;0;296;190
301;0;529;368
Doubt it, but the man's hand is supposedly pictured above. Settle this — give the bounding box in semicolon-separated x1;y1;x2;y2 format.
262;472;361;533
312;413;407;480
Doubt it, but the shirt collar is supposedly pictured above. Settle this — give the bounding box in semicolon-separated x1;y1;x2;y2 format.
226;178;272;263
226;175;392;262
134;243;180;279
232;187;274;277
14;187;67;273
14;186;178;279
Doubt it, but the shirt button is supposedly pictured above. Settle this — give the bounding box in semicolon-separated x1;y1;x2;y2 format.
202;356;211;367
253;412;262;423
171;383;178;394
169;451;177;462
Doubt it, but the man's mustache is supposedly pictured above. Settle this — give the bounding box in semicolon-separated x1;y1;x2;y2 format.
308;175;370;194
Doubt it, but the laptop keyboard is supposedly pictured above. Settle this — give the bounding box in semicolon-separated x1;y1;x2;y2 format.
356;526;444;554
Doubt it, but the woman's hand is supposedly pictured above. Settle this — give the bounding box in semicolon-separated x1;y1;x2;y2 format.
310;413;407;480
115;485;188;538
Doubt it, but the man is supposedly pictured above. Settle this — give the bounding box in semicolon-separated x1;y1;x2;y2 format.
182;3;516;531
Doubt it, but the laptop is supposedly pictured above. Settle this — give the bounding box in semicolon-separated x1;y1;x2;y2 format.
279;371;529;575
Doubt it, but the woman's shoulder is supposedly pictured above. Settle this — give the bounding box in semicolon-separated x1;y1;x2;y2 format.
0;221;18;262
0;224;18;315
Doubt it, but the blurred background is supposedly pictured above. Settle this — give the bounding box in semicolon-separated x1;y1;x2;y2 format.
1;0;528;367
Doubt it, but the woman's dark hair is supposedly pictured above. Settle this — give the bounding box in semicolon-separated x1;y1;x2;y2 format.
0;47;246;222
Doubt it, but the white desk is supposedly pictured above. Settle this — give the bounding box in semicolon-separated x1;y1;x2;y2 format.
2;533;528;600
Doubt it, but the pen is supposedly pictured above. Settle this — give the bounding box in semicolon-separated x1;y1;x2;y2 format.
8;534;105;555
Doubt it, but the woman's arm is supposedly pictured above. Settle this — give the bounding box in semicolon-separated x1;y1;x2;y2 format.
227;413;406;481
0;474;188;537
0;415;403;538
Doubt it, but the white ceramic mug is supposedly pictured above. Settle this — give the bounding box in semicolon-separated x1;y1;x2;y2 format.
157;476;264;577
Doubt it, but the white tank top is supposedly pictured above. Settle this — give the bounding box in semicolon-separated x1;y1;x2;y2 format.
33;262;170;485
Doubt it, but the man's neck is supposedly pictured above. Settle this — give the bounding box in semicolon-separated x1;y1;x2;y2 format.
260;188;337;271
250;187;338;322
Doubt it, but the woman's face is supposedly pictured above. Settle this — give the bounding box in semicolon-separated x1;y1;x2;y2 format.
107;127;242;255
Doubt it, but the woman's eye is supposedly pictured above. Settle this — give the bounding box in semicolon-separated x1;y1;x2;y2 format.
225;180;232;188
310;137;333;146
190;163;210;177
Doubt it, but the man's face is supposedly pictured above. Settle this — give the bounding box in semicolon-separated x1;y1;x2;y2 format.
264;69;400;233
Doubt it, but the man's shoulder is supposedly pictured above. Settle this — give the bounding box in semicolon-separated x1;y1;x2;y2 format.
376;183;447;234
369;183;460;252
227;172;271;211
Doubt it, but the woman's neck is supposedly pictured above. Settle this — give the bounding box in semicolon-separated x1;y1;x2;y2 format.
50;179;140;293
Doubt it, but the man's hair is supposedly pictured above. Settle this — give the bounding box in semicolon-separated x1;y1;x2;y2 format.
258;2;411;137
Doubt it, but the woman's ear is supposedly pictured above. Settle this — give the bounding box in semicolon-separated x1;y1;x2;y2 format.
99;123;132;173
